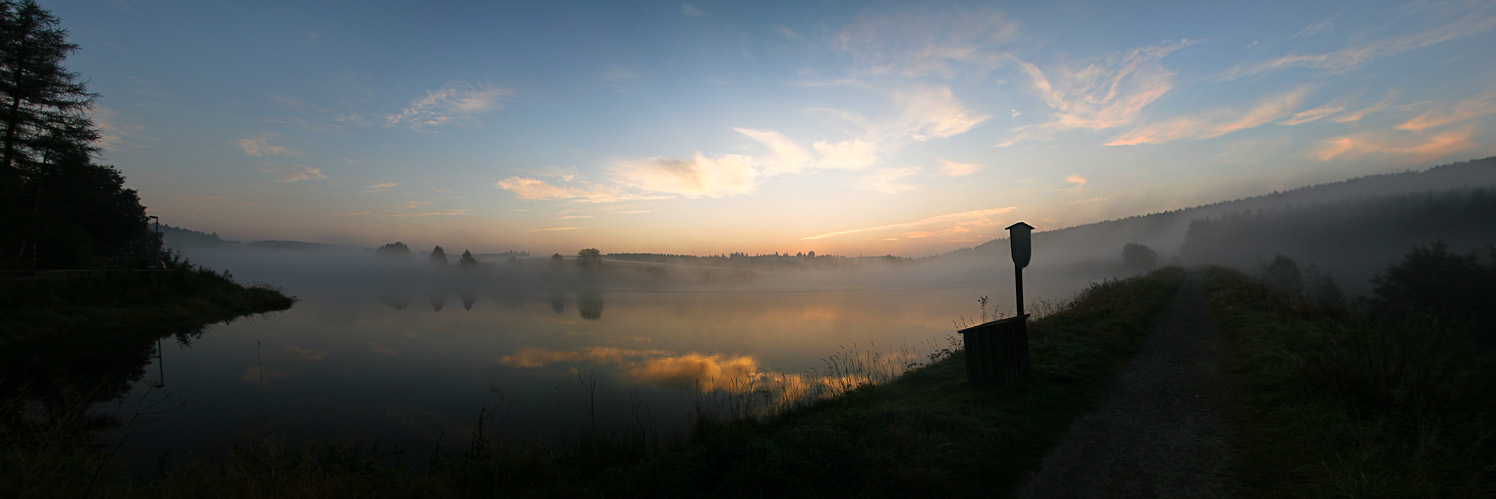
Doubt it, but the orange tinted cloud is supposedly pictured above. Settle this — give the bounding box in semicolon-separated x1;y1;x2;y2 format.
1311;128;1474;162
1106;87;1307;145
801;206;1016;241
1396;91;1496;132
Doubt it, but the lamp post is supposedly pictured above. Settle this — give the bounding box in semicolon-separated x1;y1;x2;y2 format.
148;215;160;261
1007;222;1033;317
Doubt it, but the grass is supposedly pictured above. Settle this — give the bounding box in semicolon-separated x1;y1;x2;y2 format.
1203;266;1496;497
3;267;1187;497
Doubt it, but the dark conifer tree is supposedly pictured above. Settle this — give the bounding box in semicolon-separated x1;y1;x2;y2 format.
0;0;148;267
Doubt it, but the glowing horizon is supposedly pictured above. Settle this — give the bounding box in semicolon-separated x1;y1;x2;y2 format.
52;0;1496;257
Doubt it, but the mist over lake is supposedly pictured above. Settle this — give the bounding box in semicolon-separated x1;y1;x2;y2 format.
90;245;1100;468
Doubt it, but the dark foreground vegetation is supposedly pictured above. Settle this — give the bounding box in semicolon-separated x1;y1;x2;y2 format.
2;269;1186;497
0;253;295;345
1207;245;1496;496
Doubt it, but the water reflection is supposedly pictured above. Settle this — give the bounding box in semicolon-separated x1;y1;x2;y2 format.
498;345;911;415
0;325;207;458
578;291;604;320
22;251;1111;476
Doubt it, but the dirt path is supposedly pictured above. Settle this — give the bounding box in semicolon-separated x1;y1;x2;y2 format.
1016;271;1236;498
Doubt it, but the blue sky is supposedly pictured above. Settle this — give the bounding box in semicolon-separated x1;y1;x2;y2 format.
47;0;1496;256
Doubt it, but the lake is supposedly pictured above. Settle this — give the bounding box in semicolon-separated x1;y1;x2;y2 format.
40;250;1112;470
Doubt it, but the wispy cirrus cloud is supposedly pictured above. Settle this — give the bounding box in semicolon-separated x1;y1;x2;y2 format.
1311;128;1475;162
603;67;640;94
238;135;298;157
832;6;1018;79
363;182;398;193
269;165;326;183
1105;87;1309;146
889;85;989;141
388;209;467;217
385;82;514;129
91;106;149;151
1279;103;1346;126
1292;15;1338;39
999;40;1190;146
1220;5;1496;79
495;175;668;203
802;206;1016;241
1396;89;1496;132
679;3;703;17
1330;95;1392;123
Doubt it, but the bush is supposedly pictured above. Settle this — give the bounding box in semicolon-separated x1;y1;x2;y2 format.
1366;241;1496;348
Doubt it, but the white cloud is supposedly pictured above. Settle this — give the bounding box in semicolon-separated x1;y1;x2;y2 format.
999;41;1189;146
735;128;812;174
270;165;326;183
889;85;989;141
613;154;760;198
679;3;703;17
385;82;513;129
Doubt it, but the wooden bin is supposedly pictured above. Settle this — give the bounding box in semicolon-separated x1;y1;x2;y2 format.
958;315;1031;387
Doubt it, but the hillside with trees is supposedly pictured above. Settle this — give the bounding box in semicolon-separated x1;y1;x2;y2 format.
957;157;1496;293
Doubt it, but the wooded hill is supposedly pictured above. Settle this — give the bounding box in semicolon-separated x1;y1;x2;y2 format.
957;157;1496;294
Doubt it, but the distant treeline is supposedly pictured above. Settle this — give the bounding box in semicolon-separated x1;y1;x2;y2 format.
945;157;1496;292
957;156;1496;265
1181;187;1496;294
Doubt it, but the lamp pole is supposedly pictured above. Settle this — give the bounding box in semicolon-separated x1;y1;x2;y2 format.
1006;222;1033;317
148;216;160;261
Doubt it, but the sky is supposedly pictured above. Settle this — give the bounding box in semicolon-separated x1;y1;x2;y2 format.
45;0;1496;257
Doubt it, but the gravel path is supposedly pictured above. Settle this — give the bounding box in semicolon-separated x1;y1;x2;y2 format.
1016;271;1237;498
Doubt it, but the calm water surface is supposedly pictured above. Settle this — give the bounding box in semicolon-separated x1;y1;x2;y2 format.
83;252;1103;468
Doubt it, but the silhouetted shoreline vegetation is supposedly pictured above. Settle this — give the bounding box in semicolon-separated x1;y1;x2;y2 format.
0;251;295;345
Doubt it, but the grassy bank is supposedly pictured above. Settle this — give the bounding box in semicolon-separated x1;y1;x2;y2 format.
7;268;1185;497
1204;266;1495;497
0;265;294;345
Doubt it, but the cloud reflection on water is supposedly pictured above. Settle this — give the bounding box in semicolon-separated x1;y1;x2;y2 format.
502;345;921;414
